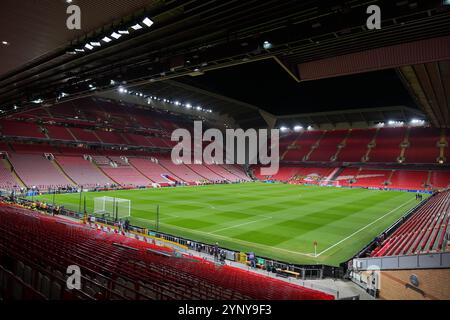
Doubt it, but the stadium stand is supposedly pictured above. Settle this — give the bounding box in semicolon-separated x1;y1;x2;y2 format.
95;130;128;145
340;168;390;188
159;159;205;184
284;130;323;162
108;156;129;166
9;142;58;154
389;170;428;190
368;127;405;163
404;127;441;163
204;164;242;182
146;137;171;148
0;203;334;300
0;119;46;139
430;171;450;189
70;127;101;143
280;133;302;161
122;133;153;147
371;190;450;257
44;124;76;141
0;160;21;190
337;129;375;162
128;158;175;185
8;153;74;189
0;142;11;152
93;156;152;187
308;129;348;162
55;156;114;187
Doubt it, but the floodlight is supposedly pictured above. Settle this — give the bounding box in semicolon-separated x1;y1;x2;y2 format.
142;17;154;27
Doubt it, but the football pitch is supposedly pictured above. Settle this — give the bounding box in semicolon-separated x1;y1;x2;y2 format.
31;183;424;266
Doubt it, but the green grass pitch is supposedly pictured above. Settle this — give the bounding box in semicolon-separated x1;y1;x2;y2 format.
31;183;424;266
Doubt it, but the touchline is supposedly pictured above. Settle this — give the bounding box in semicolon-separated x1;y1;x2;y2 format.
171;121;280;175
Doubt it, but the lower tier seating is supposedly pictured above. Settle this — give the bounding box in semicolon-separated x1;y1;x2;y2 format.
221;164;251;181
8;153;74;189
100;167;152;187
55;156;114;187
204;164;242;182
0;203;334;300
371;190;450;257
185;164;228;182
127;158;174;185
0;161;21;190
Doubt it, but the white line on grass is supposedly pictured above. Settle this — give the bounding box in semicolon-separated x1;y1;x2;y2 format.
316;198;416;257
134;215;178;223
209;216;273;234
133;216;315;257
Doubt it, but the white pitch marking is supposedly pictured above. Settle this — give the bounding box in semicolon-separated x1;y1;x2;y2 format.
209;216;273;234
315;198;416;257
132;216;314;257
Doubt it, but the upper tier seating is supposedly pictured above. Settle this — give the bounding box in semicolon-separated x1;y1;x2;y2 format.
122;133;153;147
371;190;450;257
0;142;11;151
309;130;348;162
0;204;333;300
295;167;334;179
56;156;114;187
404;127;441;163
95;130;127;145
10;142;58;154
0;120;46;139
337;129;375;162
8;153;74;189
279;134;297;160
204;164;241;182
369;127;405;163
70;127;101;142
146;137;171;148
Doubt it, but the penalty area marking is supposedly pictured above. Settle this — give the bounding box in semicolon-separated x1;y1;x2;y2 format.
315;198;416;257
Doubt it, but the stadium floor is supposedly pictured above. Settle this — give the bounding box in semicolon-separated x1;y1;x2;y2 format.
32;183;425;266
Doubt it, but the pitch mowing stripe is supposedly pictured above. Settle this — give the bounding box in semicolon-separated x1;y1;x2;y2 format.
209;216;273;234
316;197;416;257
30;184;419;265
133;216;316;257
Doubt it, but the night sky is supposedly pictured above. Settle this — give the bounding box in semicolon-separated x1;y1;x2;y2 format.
180;59;417;116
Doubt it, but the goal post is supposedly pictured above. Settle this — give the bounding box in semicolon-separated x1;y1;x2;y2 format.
93;196;131;220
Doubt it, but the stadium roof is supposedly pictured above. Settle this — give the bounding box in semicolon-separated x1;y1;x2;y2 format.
0;0;449;127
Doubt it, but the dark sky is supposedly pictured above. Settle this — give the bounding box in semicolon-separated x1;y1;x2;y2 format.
180;59;417;116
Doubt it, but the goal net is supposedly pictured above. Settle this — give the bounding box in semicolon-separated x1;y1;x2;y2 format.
93;196;131;219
